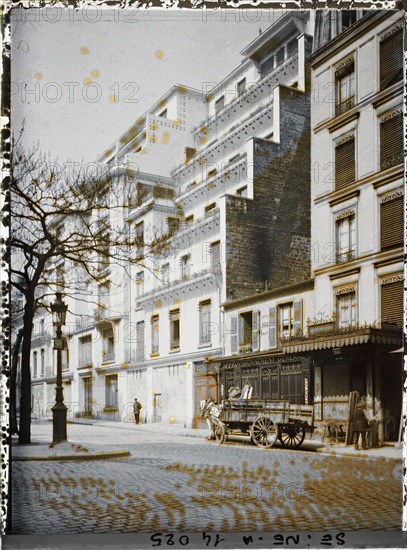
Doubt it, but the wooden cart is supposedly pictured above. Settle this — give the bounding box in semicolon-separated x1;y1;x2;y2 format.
213;399;314;449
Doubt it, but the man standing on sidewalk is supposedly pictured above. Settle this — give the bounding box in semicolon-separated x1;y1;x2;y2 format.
133;398;142;425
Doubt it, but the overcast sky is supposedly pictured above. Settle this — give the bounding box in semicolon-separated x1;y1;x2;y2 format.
11;7;283;165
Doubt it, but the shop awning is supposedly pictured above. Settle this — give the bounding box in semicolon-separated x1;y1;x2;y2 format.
282;327;401;354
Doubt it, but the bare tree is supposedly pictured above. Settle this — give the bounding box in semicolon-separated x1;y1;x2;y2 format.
9;139;173;443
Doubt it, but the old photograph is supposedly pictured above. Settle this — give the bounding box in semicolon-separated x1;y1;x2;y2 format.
3;4;405;545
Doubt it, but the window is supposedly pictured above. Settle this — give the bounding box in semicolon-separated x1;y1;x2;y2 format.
380;28;403;90
151;315;159;355
105;374;118;409
159;109;167;118
237;78;246;97
238;310;260;352
39;318;45;335
381;274;403;328
229;154;240;164
335;135;355;190
236;186;248;197
286;37;297;58
240;312;253;350
102;327;115;362
181;254;190;280
336;288;357;328
135;221;144;258
167;217;180;235
341;10;357;30
79;335;92;367
336;211;356;263
205;202;216;216
185;147;196;163
62;346;69;371
185;214;194;226
380;109;403;170
40;349;45;376
275;47;285;65
84;377;93;416
170;309;180;351
215;95;225;113
33;351;37;378
210;241;221;273
136;321;145;361
199;300;212;346
279;303;294;338
161;263;170;284
335;59;355;116
97;281;110;315
380;191;403;251
136;271;144;297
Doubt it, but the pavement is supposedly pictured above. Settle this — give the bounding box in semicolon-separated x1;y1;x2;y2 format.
10;421;403;534
12;419;402;461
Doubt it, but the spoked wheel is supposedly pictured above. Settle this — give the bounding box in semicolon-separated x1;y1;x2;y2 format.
213;418;226;444
250;416;278;448
279;425;305;449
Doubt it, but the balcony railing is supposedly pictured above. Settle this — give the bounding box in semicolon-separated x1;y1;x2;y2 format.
170;339;180;351
31;331;52;347
102;351;115;363
239;343;253;354
336;250;355;264
78;357;92;368
335;96;355;117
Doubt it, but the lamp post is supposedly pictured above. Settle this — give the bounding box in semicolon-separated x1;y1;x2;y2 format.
51;292;68;445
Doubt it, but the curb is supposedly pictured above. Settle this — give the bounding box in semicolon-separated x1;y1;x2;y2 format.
12;450;131;462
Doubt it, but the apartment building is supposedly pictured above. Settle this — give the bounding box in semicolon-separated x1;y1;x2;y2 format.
217;10;403;442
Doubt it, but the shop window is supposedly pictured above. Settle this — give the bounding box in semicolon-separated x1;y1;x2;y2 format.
336;211;356;263
170;309;180;351
335;135;355;190
380;28;403;90
380;109;403;170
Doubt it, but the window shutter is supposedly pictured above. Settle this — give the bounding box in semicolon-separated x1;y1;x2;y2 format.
381;195;403;250
230;316;238;354
335;137;355;190
380;29;403;90
380;111;403;170
269;307;276;348
293;300;303;336
252;310;260;351
238;315;243;350
381;278;403;328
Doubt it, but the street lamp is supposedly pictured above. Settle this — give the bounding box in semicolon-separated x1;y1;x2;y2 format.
51;292;68;445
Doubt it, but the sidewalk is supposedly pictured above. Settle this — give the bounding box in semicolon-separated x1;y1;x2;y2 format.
71;419;403;460
11;419;402;461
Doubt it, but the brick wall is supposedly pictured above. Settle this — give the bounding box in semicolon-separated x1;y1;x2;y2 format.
225;85;311;301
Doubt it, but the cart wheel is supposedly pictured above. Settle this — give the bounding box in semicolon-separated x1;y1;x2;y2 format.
250;416;278;448
214;419;226;444
279;426;305;449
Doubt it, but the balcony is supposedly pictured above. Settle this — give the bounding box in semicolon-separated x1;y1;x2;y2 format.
78;357;92;369
94;306;122;323
239;343;253;354
336;251;355;264
31;331;52;348
102;351;115;363
335;96;355;117
136;267;219;308
190;53;298;145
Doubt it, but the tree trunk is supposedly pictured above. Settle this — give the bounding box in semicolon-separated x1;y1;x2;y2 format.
11;328;24;435
19;301;35;444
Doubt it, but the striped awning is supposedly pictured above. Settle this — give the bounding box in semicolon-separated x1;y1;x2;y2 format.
283;327;401;354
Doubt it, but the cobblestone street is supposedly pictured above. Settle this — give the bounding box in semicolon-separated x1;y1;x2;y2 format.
11;422;402;534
